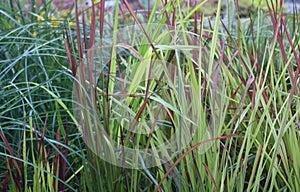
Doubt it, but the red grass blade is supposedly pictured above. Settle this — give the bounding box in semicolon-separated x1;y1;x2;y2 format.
157;132;240;188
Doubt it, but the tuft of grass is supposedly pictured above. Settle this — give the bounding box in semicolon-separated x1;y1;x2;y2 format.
1;0;299;191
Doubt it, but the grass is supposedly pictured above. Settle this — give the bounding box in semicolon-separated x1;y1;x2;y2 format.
0;0;299;191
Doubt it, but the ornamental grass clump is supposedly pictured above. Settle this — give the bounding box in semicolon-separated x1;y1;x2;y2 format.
0;0;299;191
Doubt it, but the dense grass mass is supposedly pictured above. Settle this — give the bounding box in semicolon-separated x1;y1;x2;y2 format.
0;0;299;191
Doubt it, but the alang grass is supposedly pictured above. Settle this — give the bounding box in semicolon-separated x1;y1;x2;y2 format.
0;0;300;191
69;0;300;191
